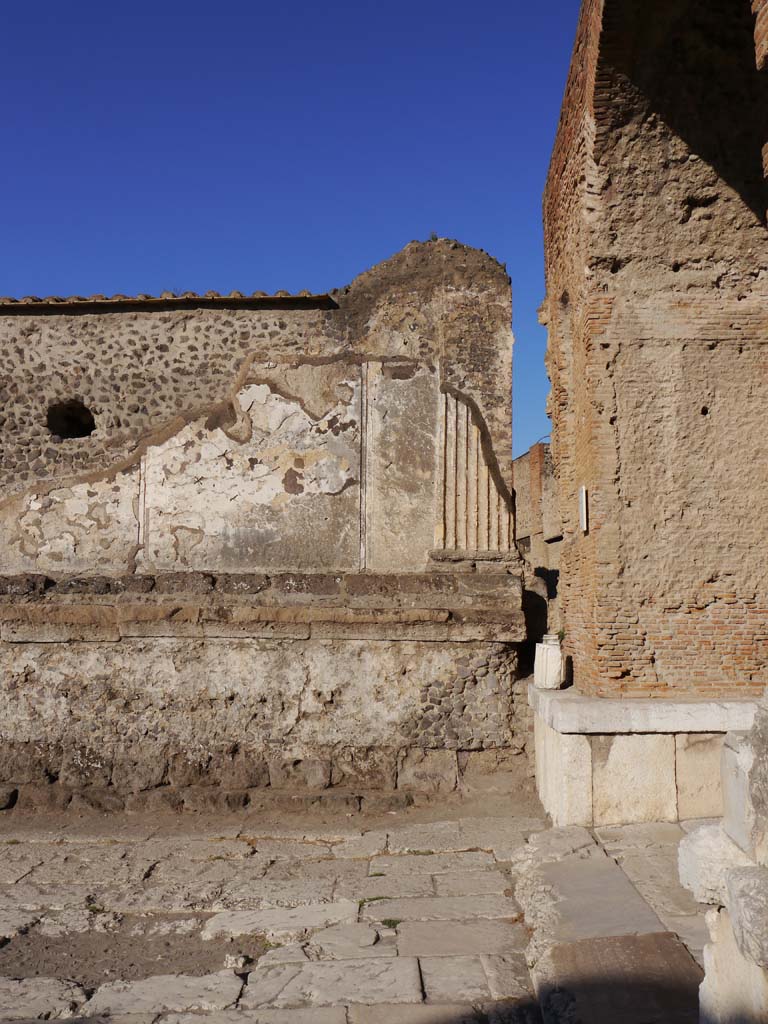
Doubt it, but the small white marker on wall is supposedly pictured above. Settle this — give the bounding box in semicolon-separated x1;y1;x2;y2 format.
579;485;589;534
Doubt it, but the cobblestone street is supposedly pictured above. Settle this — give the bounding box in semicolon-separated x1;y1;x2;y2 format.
0;795;709;1022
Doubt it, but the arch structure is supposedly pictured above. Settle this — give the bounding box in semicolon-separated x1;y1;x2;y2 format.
534;1;768;828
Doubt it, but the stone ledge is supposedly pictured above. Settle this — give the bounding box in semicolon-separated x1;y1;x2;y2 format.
529;684;757;735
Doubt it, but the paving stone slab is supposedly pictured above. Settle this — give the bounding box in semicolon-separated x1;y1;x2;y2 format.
245;840;335;860
531;933;702;1023
259;944;311;965
176;1012;348;1024
618;851;701;917
0;881;93;912
349;1006;483;1023
163;1011;347;1024
657;913;710;961
331;831;388;858
397;920;528;957
350;1003;483;1019
370;852;495;875
434;869;510;896
83;972;243;1015
241;957;423;1008
335;874;435;901
420;955;492;1003
202;901;359;942
306;923;395;959
266;858;370;883
387;822;464;853
481;954;534;1000
515;847;664;963
0;848;44;885
362;894;520;924
594;822;685;852
0;976;85;1020
509;828;595;874
0;908;39;940
214;878;337;910
13;1016;157;1024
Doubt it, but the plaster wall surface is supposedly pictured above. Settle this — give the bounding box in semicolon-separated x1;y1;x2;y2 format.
0;241;523;804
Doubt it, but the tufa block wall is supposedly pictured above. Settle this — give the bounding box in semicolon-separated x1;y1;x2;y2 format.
542;0;768;698
0;241;527;810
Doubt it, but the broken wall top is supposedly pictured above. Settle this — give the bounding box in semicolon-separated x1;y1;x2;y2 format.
0;240;523;643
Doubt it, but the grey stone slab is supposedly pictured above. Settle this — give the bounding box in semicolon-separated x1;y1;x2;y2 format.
335;874;435;901
420;955;492;1003
481;954;534;1000
529;684;756;734
460;819;546;861
658;913;710;957
349;1006;483;1024
307;923;395;959
202;901;359;942
162;1011;347;1024
11;1017;158;1024
508;828;595;874
0;881;92;912
247;839;335;860
595;822;685;852
387;822;464;853
0;848;44;885
83;972;243;1015
259;944;310;965
618;851;701;916
361;895;521;923
531;933;702;1023
515;847;664;962
214;878;336;909
241;957;423;1008
370;852;495;876
0;977;85;1020
0;909;38;940
331;831;388;858
434;870;510;896
397;920;527;957
266;858;370;882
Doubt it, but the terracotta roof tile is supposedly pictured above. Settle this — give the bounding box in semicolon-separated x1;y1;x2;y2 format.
0;290;336;312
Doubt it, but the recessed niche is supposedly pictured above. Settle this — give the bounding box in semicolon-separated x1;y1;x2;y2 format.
46;399;96;439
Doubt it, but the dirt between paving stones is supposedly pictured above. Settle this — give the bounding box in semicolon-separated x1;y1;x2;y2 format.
0;913;266;989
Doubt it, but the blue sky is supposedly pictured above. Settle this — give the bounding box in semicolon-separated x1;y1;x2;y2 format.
1;1;579;456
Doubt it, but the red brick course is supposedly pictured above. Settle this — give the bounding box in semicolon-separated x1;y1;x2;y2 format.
543;0;768;699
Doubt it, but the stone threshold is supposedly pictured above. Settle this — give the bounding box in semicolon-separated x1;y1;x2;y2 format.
529;684;758;735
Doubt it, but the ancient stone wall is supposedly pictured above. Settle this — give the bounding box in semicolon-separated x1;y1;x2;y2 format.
513;443;561;571
0;241;525;809
543;0;768;697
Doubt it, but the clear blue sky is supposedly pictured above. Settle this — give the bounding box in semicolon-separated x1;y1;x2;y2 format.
1;1;579;456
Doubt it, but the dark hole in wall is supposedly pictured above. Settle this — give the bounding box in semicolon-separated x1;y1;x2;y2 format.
46;400;96;439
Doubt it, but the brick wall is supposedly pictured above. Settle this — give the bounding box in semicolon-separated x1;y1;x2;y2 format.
544;0;768;698
755;0;768;68
513;442;561;569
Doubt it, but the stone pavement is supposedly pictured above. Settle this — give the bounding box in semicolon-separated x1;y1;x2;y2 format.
0;802;710;1022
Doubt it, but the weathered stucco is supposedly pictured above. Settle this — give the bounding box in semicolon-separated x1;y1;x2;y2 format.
0;240;524;805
